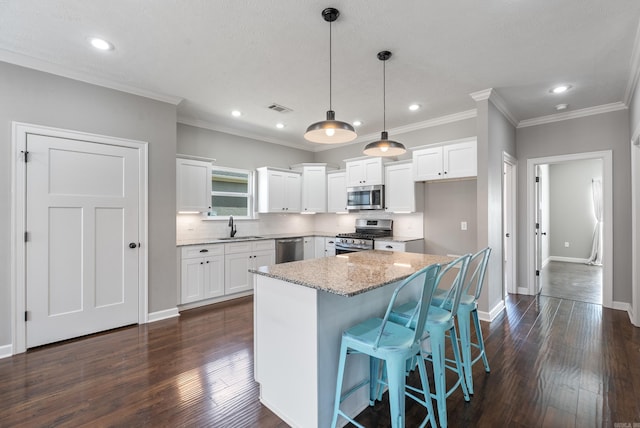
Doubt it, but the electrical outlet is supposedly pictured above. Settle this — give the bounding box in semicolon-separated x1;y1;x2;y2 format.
461;221;467;231
564;241;570;248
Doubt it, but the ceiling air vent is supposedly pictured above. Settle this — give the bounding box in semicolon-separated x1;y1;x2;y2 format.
268;103;293;113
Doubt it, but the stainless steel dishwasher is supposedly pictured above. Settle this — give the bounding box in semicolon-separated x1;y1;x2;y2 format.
275;238;303;263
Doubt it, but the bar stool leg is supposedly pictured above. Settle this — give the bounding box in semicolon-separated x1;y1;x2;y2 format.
472;309;490;372
331;341;348;428
386;356;407;428
457;307;474;394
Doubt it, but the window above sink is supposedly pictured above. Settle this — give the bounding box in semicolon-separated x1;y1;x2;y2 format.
205;166;255;220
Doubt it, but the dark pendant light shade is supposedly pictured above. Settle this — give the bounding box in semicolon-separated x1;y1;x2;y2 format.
304;8;357;144
363;50;406;157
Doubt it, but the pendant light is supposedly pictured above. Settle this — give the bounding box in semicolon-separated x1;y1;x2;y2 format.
363;51;407;157
304;8;357;144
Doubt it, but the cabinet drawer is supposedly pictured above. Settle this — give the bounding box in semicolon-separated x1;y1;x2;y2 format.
374;241;405;252
253;239;275;252
182;244;224;259
225;241;253;254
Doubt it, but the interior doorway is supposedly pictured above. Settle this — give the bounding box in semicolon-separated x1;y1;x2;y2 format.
536;159;603;304
527;151;612;308
503;153;517;298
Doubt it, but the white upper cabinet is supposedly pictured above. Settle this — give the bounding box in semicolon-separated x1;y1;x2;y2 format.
176;158;212;212
292;163;328;213
345;157;385;187
257;167;302;213
384;161;417;213
327;171;347;213
413;139;477;182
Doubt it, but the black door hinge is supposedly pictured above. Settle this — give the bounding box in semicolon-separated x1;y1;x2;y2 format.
21;150;29;162
535;176;540;183
24;231;29;242
25;311;29;322
535;270;540;276
535;223;539;229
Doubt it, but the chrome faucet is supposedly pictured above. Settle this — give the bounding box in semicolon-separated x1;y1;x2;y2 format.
228;216;237;237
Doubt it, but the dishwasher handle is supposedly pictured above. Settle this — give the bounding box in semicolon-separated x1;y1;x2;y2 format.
277;238;303;243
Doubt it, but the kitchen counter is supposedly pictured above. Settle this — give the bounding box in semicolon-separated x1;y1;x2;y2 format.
253;250;452;428
252;250;452;297
177;233;423;247
176;232;336;247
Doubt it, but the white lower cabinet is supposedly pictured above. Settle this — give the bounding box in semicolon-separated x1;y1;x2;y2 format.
374;239;424;253
180;244;225;304
180;240;275;305
224;240;275;294
303;236;315;260
325;237;336;257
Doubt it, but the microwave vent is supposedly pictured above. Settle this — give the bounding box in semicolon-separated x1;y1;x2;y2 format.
267;103;293;113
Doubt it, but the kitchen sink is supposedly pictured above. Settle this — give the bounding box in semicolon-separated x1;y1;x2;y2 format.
217;236;263;240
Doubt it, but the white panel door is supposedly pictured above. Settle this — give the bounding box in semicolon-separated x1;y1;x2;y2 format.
26;134;139;348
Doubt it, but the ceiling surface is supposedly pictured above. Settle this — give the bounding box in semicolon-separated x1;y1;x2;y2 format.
1;0;640;151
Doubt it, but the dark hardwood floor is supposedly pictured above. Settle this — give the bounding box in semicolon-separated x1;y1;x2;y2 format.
541;261;602;304
1;294;638;427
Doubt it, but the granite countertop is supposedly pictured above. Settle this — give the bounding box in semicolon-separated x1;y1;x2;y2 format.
176;232;337;247
177;233;423;246
251;250;454;297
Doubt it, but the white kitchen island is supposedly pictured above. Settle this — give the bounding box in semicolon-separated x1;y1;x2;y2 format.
251;250;453;428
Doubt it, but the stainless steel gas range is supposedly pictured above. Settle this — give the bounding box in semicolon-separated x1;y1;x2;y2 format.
334;219;393;255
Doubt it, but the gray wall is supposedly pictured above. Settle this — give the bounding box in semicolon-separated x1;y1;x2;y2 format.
313;118;477;166
476;100;517;313
424;179;477;255
177;123;314;170
549;159;602;259
0;62;178;347
516;109;631;303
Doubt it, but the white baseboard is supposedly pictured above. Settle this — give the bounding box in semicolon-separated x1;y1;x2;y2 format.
478;300;506;322
178;291;253;311
147;307;180;323
517;286;532;295
548;256;589;264
542;257;551;268
0;344;13;360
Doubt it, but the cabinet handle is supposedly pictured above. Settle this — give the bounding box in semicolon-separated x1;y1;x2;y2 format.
200;262;203;265
199;249;209;253
206;261;210;263
438;172;441;176
386;245;393;249
444;171;448;174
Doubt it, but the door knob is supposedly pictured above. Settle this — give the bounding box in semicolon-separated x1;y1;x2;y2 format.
129;242;137;249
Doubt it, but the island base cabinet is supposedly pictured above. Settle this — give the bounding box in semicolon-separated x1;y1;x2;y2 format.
254;275;399;428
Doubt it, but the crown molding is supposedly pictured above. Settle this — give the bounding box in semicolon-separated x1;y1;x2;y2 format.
624;17;640;106
0;49;183;105
177;116;313;152
313;109;478;152
469;88;518;127
469;88;493;101
517;102;628;128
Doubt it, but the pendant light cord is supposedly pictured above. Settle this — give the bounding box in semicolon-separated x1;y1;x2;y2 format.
382;57;386;132
329;19;333;111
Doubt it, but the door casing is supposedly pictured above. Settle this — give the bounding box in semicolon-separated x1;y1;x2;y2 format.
10;122;149;354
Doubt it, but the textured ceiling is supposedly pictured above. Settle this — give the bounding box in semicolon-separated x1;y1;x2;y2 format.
1;0;639;151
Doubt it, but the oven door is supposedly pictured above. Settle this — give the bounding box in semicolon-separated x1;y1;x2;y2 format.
335;246;362;255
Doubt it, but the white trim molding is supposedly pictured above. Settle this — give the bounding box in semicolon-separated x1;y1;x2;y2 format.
517;102;627;128
478;299;506;322
0;344;13;360
526;151;613;309
148;307;180;323
470;88;519;127
548;256;590;264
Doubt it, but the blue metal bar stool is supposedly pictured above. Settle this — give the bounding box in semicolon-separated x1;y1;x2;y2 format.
432;247;491;395
388;254;472;428
330;263;441;428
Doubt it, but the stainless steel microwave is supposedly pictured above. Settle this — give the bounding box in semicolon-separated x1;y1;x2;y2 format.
347;185;384;210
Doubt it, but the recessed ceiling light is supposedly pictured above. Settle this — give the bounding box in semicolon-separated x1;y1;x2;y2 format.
231;110;242;117
276;123;285;129
550;85;571;94
409;104;421;111
353;120;362;127
555;103;569;111
89;37;114;51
